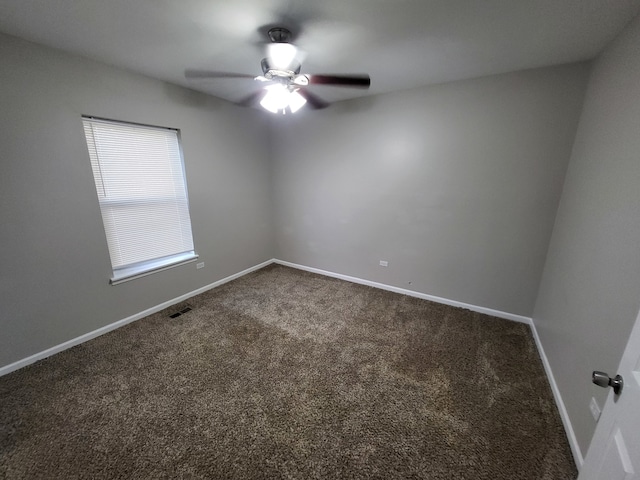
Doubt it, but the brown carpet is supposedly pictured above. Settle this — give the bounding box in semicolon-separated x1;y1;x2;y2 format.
0;264;576;479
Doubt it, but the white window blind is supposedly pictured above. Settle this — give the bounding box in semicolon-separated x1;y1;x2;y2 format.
83;117;197;284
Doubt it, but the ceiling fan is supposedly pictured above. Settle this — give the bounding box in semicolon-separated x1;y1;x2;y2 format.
185;27;371;114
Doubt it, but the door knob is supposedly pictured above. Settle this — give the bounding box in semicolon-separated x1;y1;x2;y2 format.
592;371;623;395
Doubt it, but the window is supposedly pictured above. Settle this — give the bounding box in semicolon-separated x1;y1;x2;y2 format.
83;117;197;284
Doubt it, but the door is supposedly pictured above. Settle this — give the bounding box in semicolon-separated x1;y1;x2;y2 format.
579;307;640;479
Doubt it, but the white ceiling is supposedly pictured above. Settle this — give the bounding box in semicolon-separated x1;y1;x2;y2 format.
0;0;639;106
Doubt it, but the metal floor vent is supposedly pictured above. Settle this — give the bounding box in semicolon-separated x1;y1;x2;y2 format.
169;306;192;318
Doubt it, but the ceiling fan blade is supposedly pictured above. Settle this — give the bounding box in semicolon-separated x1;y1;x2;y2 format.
185;69;256;80
297;89;330;109
237;90;268;108
307;74;370;88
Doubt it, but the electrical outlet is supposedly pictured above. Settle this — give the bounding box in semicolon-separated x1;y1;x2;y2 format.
196;262;205;269
589;397;601;421
379;260;388;267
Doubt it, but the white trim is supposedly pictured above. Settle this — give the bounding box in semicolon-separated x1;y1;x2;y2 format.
273;259;532;324
110;251;198;285
0;259;275;377
529;321;584;469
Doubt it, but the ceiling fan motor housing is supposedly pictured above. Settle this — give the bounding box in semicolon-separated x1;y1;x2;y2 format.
261;58;301;78
267;27;292;43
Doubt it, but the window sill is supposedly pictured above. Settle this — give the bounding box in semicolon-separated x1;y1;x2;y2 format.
110;252;198;285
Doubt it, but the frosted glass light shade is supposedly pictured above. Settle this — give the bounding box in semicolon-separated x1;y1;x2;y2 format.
260;84;290;113
289;90;307;113
268;43;297;70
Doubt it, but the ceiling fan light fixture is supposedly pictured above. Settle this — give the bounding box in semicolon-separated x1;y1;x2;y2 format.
267;43;298;70
260;84;291;113
259;84;307;114
185;26;369;113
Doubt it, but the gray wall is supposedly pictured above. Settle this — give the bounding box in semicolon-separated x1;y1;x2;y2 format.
533;14;640;458
0;33;274;368
270;64;589;317
4;21;633;462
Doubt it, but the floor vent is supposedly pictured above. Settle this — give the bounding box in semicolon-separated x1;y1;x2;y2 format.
169;306;192;318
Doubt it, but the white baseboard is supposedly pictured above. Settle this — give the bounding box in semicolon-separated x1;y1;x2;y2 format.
273;259;532;325
0;259;275;377
529;322;584;469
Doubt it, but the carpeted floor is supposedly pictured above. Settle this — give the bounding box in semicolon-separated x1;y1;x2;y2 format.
0;264;576;479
